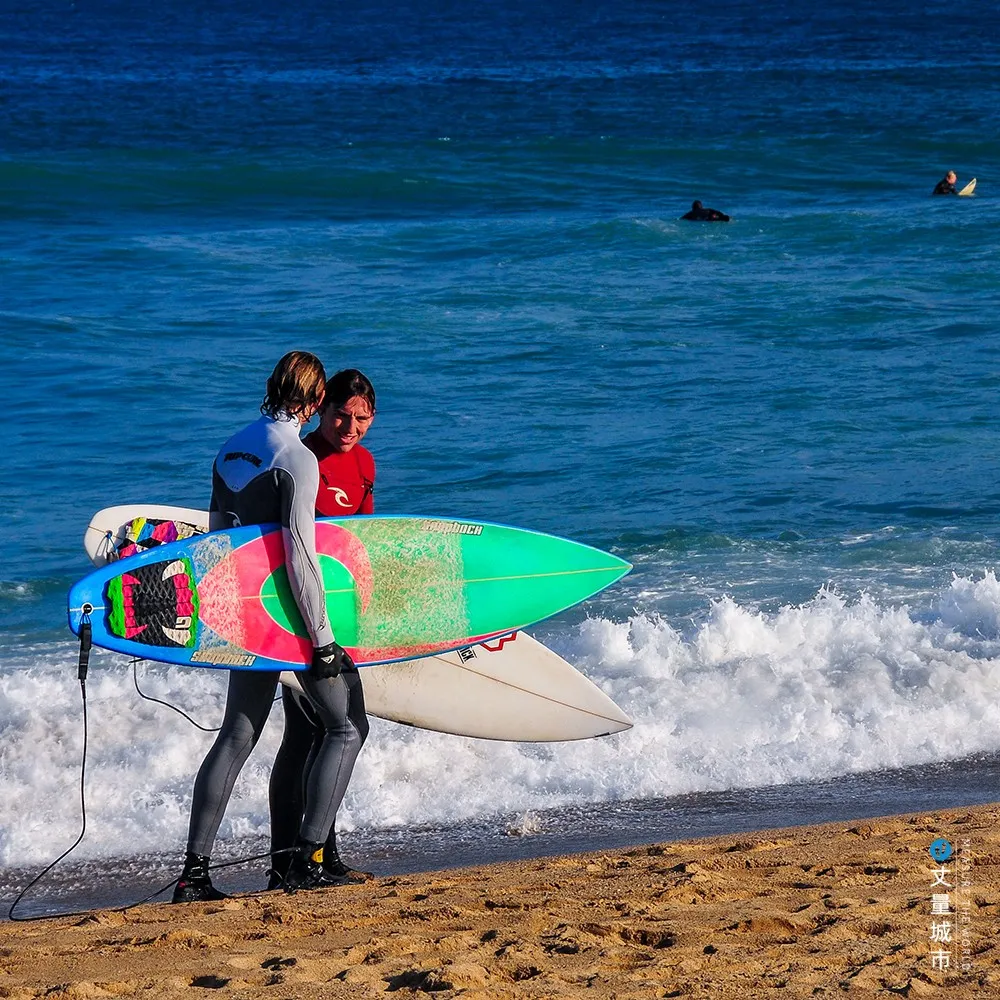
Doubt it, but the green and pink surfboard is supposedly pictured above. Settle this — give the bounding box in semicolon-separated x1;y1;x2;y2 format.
67;516;631;671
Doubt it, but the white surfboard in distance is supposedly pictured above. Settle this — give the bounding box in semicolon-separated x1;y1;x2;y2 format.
959;178;977;196
84;504;632;742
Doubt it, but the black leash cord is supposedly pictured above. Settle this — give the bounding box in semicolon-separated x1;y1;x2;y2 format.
130;658;280;726
9;619;286;920
130;659;221;733
8;617;92;921
132;656;281;733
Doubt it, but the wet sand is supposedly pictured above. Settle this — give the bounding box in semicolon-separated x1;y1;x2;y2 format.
1;804;997;999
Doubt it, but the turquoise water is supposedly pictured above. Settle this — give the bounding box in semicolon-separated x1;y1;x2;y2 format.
3;0;1000;880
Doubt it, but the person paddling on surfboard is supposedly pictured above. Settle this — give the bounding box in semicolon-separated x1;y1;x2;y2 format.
932;170;959;195
267;369;377;890
680;199;731;222
174;352;358;902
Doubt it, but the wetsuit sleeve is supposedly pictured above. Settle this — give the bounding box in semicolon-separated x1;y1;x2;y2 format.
208;468;230;531
208;479;223;531
277;449;336;649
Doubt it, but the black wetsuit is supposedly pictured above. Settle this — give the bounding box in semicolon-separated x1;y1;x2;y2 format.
185;412;358;859
932;178;958;195
681;205;731;222
269;675;368;871
267;435;374;876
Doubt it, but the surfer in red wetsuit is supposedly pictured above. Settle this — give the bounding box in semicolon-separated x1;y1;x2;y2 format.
306;374;375;518
267;369;377;889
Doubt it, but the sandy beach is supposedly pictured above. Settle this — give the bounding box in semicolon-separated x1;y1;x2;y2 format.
1;804;996;999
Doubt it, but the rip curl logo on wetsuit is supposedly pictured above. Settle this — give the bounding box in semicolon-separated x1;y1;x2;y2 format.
105;557;200;648
419;520;483;536
326;486;352;508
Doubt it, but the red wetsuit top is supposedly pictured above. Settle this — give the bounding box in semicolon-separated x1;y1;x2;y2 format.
303;431;375;516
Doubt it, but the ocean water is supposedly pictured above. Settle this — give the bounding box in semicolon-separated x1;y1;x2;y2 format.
3;0;1000;911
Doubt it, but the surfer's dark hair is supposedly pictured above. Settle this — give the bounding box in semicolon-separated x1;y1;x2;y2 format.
261;351;326;419
322;368;376;415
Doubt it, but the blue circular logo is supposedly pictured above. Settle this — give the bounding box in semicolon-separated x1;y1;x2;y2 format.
929;838;953;862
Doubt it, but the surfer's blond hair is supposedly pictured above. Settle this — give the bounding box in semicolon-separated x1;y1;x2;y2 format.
261;351;326;419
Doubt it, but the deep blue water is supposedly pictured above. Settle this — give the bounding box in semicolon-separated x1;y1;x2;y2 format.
3;0;1000;884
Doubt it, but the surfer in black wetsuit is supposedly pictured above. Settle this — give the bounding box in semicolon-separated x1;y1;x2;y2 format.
680;200;731;222
932;171;959;196
173;352;360;903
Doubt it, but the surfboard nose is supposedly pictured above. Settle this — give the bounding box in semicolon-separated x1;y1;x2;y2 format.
596;699;633;734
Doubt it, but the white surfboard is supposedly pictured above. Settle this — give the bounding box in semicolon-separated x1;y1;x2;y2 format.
84;504;632;742
277;631;631;741
84;503;208;565
959;178;977;196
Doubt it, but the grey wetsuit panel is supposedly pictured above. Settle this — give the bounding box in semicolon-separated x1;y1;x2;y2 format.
210;413;333;648
186;411;339;857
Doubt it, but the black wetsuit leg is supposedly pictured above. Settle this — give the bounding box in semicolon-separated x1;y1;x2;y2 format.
186;670;279;857
268;686;322;875
296;668;369;846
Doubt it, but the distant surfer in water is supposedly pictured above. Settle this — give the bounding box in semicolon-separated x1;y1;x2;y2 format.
932;170;959;195
267;368;377;891
174;352;360;902
680;200;731;222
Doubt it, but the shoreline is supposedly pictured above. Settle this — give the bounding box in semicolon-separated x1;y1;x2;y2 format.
5;755;998;922
1;804;997;998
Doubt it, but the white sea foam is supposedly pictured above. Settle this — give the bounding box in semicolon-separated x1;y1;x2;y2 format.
2;575;1000;866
